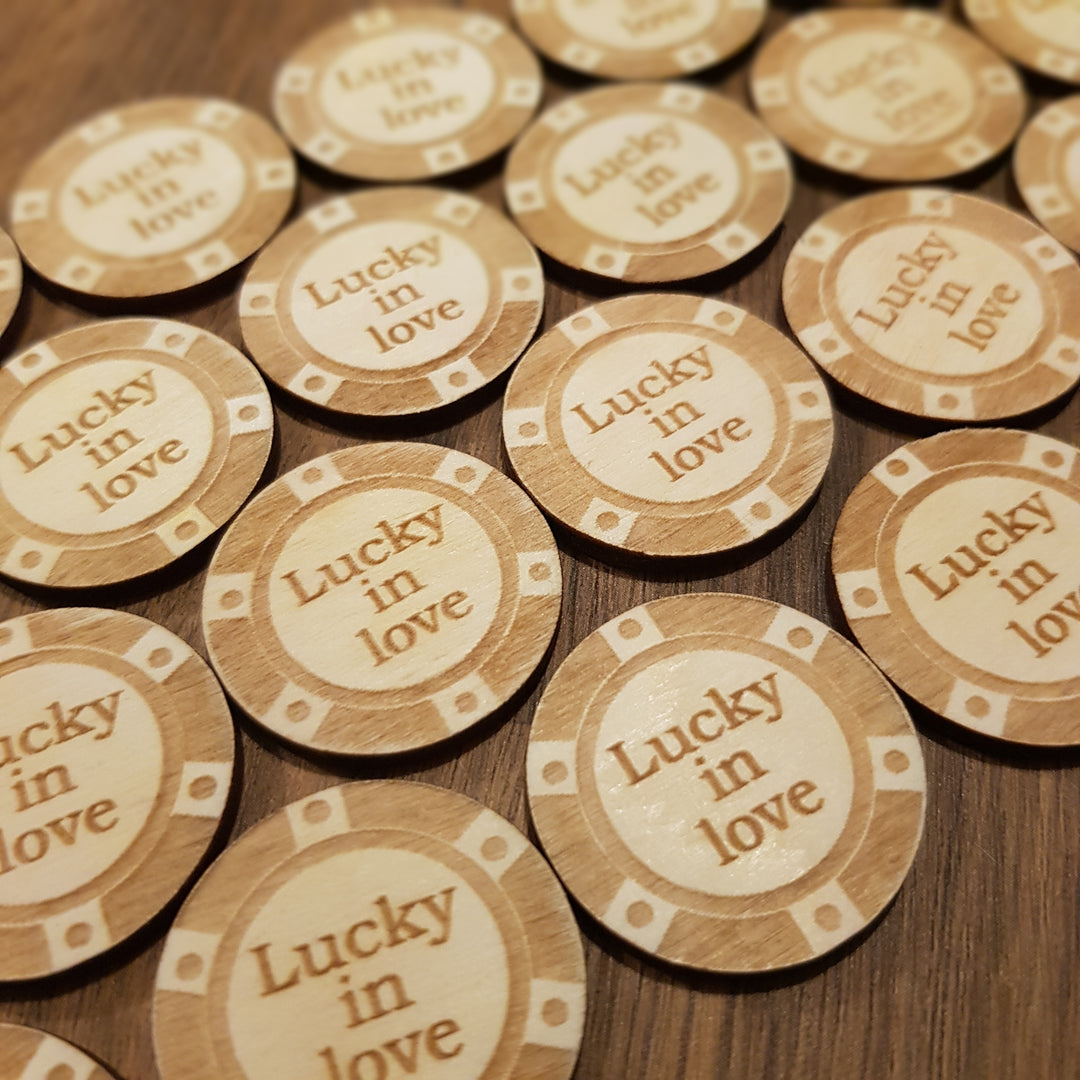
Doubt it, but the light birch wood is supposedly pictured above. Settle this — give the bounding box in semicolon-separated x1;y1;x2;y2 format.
833;428;1080;745
153;781;585;1080
4;3;1080;1079
510;0;766;80
1015;95;1080;255
10;97;295;298
503;293;833;556
963;0;1080;83
0;318;273;588
0;608;234;981
0;1021;118;1080
202;442;562;756
783;188;1080;420
0;228;22;343
527;592;925;973
751;9;1026;181
272;6;541;180
240;187;543;416
504;82;792;281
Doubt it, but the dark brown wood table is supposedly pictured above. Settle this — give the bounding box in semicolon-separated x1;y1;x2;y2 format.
0;2;1077;1077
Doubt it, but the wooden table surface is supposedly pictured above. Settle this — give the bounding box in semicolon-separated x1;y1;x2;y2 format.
1;2;1078;1078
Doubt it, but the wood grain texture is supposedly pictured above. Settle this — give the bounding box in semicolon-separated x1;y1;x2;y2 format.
0;228;22;342
240;186;544;415
527;592;925;973
272;6;543;180
782;188;1080;420
833;427;1080;744
962;0;1080;84
1015;95;1080;255
751;8;1027;181
503;292;833;555
509;0;768;80
152;781;585;1080
0;1019;118;1079
11;97;295;298
202;441;561;755
0;1;1078;1078
0;608;234;981
0;318;273;586
505;81;793;281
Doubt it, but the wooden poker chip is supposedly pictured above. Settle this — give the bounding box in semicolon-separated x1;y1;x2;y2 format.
10;97;295;298
153;780;586;1080
963;0;1080;84
504;82;792;282
510;0;766;80
272;6;542;181
833;428;1080;747
503;293;833;557
0;227;22;340
527;592;925;974
0;319;273;589
1015;96;1080;256
202;442;561;756
783;189;1080;421
0;1021;118;1078
0;607;234;981
750;9;1026;182
240;187;543;416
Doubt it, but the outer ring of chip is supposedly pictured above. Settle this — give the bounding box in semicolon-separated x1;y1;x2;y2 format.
782;188;1080;421
510;0;766;80
239;187;544;416
750;9;1026;181
272;6;542;180
526;592;926;973
202;442;562;756
963;0;1080;83
0;318;274;589
832;428;1080;746
0;1021;118;1078
1015;95;1080;256
0;607;235;981
152;780;586;1080
503;82;792;282
9;97;296;298
502;293;833;557
0;226;22;340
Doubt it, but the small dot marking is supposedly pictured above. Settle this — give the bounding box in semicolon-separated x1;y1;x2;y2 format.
542;760;568;785
176;953;204;981
481;836;508;861
65;922;93;948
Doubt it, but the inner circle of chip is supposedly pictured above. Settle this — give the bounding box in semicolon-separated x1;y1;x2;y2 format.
0;226;22;339
10;97;296;298
0;1022;119;1078
527;592;925;973
510;0;766;80
782;188;1080;422
1015;96;1080;256
750;9;1026;181
0;607;235;981
152;780;586;1080
202;442;561;756
272;6;542;180
504;82;792;282
0;318;273;588
833;428;1080;746
963;0;1080;83
503;293;833;557
240;187;544;416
